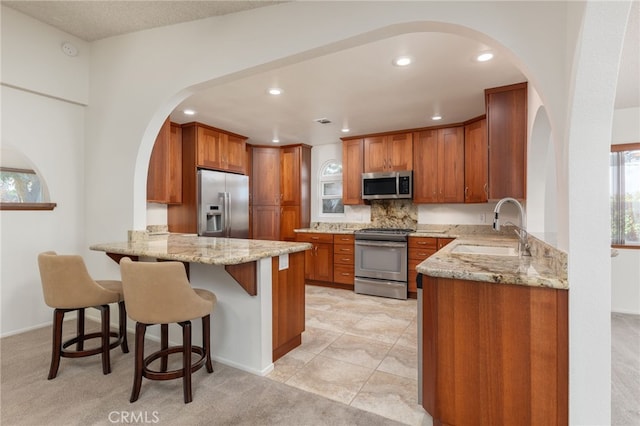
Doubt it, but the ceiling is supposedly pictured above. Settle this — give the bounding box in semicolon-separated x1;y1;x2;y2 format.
4;1;638;147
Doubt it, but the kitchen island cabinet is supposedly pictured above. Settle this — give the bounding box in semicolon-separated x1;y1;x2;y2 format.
417;236;568;426
408;236;455;297
90;233;311;375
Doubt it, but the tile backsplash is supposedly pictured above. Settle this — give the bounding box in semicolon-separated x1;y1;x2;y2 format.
369;199;417;229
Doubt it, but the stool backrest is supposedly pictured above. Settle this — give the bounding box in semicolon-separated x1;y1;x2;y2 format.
119;258;213;324
37;251;119;309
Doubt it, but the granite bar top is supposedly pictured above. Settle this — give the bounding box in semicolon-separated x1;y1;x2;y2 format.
416;236;568;290
90;233;312;266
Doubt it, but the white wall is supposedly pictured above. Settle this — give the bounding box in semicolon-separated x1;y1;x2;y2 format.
611;107;640;315
0;2;632;423
0;7;90;336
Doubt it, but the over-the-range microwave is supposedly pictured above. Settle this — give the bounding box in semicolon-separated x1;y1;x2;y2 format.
361;171;412;200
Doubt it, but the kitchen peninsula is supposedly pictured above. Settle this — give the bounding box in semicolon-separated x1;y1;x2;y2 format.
416;237;568;425
90;233;312;376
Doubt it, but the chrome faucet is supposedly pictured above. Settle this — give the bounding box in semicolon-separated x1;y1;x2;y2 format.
493;197;530;256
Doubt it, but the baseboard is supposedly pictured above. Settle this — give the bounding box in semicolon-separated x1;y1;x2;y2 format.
612;309;640;316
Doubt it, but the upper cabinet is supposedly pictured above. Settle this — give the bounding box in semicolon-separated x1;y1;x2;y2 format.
485;82;527;200
464;117;488;203
185;122;248;175
363;132;413;173
147;117;182;204
413;126;465;203
342;138;365;205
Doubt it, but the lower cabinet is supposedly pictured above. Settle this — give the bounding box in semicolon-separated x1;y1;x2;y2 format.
422;276;568;426
408;237;455;297
296;233;334;283
252;205;280;240
272;251;305;361
333;234;355;288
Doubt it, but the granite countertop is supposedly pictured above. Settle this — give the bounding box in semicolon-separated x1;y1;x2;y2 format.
416;236;568;290
90;233;312;266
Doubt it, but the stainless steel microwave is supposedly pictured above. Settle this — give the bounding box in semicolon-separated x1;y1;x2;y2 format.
361;171;412;200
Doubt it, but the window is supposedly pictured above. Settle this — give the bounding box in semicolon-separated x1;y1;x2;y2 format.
0;145;56;210
319;160;344;216
1;167;43;202
610;143;640;247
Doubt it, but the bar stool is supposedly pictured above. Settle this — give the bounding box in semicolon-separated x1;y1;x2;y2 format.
119;258;216;404
37;251;129;379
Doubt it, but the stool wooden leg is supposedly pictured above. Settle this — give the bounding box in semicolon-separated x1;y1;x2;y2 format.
48;309;65;380
130;322;146;403
160;324;169;372
182;321;193;404
76;308;85;351
100;305;111;375
118;301;129;353
202;315;213;373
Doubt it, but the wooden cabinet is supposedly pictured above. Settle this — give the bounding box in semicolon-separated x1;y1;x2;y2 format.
250;147;280;240
251;147;280;206
167;122;248;234
413;127;465;203
147;118;182;204
485;82;527;200
296;233;334;283
333;234;354;287
252;205;280;241
363;132;413;172
341;138;365;205
422;276;568;425
250;145;311;241
279;145;311;241
464;117;488;203
195;125;247;174
408;237;454;296
272;251;306;361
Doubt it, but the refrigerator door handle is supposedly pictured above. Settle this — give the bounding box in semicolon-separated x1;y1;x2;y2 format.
223;192;231;237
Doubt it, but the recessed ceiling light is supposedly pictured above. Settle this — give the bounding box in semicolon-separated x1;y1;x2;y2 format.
341;128;350;133
432;115;442;121
272;138;280;143
268;88;282;95
393;56;412;67
183;109;196;115
477;52;494;62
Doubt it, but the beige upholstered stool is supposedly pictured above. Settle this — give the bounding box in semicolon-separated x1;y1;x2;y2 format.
37;251;129;380
119;258;216;404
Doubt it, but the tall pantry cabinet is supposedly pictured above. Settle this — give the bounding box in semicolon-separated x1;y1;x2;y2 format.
250;144;311;241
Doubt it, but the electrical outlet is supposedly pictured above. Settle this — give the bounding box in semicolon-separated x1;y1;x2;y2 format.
480;213;486;223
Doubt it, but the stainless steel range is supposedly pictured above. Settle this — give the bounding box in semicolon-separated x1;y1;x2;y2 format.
354;228;414;300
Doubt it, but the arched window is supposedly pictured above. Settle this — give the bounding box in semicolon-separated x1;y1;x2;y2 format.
0;146;55;210
319;160;344;216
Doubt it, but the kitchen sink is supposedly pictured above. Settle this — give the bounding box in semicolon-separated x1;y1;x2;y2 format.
451;243;519;257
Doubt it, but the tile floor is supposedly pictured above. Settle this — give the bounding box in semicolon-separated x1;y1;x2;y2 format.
266;285;430;425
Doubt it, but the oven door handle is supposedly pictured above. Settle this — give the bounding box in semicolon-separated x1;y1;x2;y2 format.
355;241;407;248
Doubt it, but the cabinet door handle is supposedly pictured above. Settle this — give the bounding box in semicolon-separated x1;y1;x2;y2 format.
417;241;427;245
311;236;320;240
464;187;468;198
341;272;350;276
484;183;489;195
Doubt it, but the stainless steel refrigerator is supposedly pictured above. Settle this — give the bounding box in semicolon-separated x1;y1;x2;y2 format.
197;169;249;238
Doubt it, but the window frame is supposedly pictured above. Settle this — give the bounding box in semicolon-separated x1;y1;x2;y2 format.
0;167;56;211
318;160;345;217
610;142;640;249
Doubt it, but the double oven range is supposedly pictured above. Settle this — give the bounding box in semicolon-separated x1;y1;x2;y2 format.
354;228;414;300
